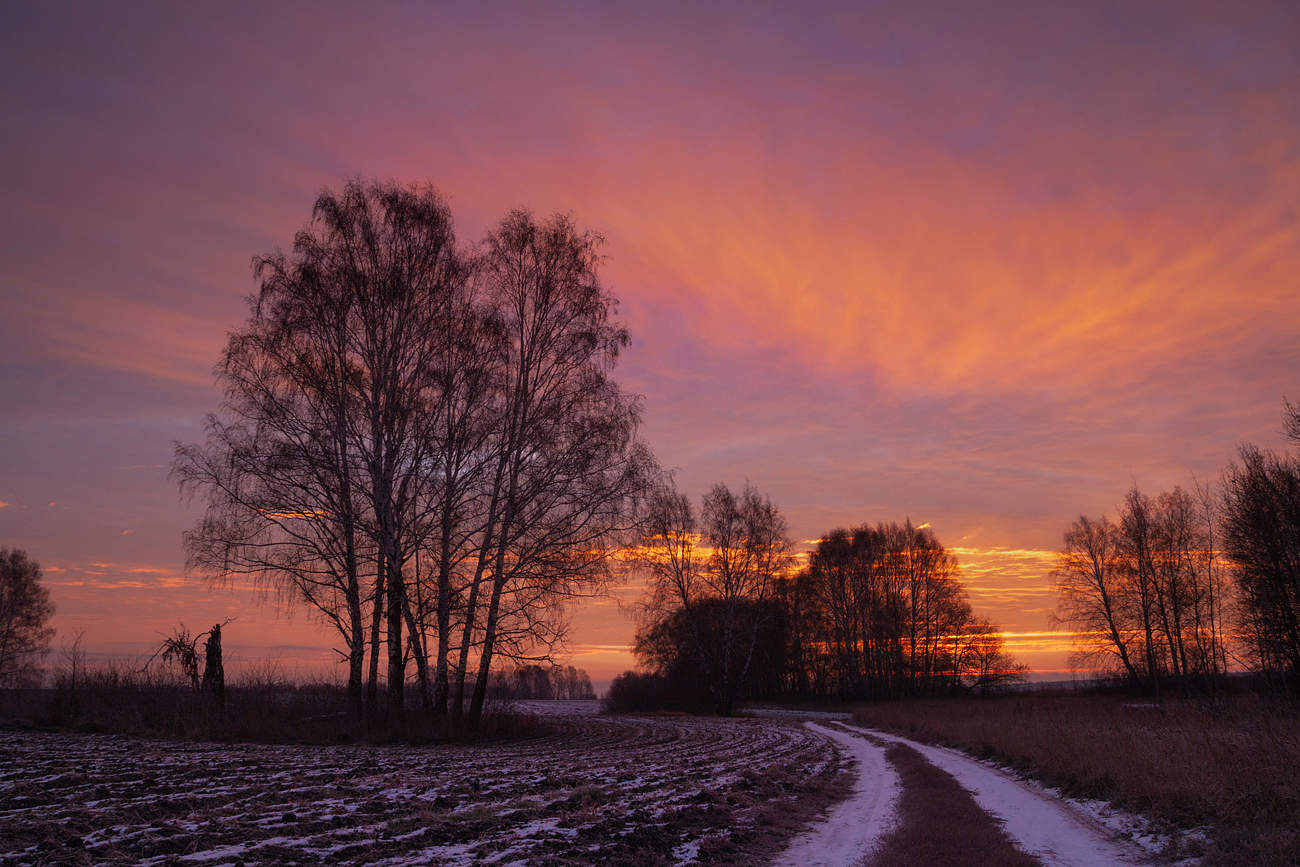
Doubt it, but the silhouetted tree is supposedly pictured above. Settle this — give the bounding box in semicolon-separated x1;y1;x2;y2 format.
461;210;654;730
604;670;672;713
555;664;595;700
1053;515;1143;687
150;623;203;689
1117;488;1165;691
174;180;464;720
1054;484;1230;693
1223;444;1300;688
486;663;596;700
635;597;788;707
628;512;1018;709
636;481;793;714
774;568;825;697
178;181;654;730
1284;398;1300;446
0;548;54;688
954;620;1028;694
798;521;982;699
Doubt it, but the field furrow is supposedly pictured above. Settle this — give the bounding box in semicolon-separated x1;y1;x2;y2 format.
0;703;847;865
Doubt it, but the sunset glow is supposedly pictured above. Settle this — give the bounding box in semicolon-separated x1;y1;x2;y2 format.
2;2;1298;688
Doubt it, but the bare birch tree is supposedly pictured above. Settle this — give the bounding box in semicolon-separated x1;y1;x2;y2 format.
1054;484;1231;693
461;210;653;729
1052;515;1143;686
179;183;654;729
176;180;464;721
174;255;374;716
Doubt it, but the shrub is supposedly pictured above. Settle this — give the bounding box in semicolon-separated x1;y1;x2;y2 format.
603;671;678;713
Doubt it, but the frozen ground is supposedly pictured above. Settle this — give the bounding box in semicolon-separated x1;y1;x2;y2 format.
0;710;844;865
0;706;1180;865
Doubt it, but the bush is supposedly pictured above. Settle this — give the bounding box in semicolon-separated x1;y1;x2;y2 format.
604;671;665;713
602;670;708;713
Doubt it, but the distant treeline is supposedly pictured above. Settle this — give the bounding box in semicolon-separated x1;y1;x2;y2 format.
1054;399;1300;695
486;664;595;701
612;483;1022;714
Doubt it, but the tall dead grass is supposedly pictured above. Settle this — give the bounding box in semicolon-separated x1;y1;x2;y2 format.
0;659;544;744
853;693;1300;865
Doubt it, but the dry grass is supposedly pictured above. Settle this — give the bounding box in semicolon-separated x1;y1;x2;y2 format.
0;661;542;745
853;693;1300;865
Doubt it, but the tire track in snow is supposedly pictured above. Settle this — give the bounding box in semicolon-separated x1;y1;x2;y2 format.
772;721;900;867
840;723;1152;866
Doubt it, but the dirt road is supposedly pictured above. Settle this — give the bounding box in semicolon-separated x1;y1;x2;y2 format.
770;715;1158;867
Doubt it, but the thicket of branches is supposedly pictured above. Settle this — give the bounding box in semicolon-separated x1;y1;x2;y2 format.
787;521;1024;699
1053;485;1230;694
1054;399;1300;695
624;483;1022;713
0;548;54;688
1222;423;1300;691
631;482;795;714
174;179;654;729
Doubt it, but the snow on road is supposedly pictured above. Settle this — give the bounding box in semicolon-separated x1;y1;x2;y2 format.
843;724;1151;866
772;722;900;867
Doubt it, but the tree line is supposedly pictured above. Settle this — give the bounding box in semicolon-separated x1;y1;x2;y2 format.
174;180;654;729
1053;399;1300;694
621;481;1023;713
486;663;596;701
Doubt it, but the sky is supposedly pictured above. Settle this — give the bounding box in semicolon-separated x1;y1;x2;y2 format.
2;1;1298;687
